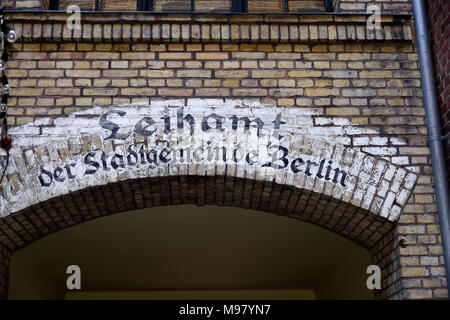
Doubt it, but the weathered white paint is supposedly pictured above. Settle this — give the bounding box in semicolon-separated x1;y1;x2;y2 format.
0;99;416;221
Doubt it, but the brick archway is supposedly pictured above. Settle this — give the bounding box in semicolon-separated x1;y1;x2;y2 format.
0;99;418;299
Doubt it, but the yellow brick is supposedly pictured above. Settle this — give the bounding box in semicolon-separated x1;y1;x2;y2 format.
19;79;36;87
74;61;91;69
338;53;371;60
346;44;363;52
293;45;310;52
331;61;347;69
56;61;73;69
6;70;27;78
46;88;80;96
159;52;192;60
131;44;148;51
279;79;296;87
329;44;345;52
205;44;221;51
401;267;429;277
93;79;111;87
306;88;339;96
186;44;202;51
277;61;294;69
222;44;239;51
333;80;350;87
258;44;274;52
76;98;93;106
388;99;405;106
150;44;166;51
18;98;36;106
205;61;221;69
233;88;267;96
56;98;73;106
288;70;322;78
15;117;34;125
216;70;248;78
148;79;165;87
360;71;393;79
381;45;398;53
326;108;360;116
166;79;183;87
38;79;56;87
92;61;109;69
185;61;203;69
168;44;184;51
113;44;130;51
122;52;155;59
132;98;150;104
297;79;314;87
351;117;369;125
66;70;100;78
11;88;44;96
159;88;193;96
196;88;230;96
314;61;330;69
311;44;328;52
185;79;203;87
27;107;61;116
196;52;229;60
277;98;295;106
103;70;138;77
93;98;112;105
75;79;92;86
223;80;240;87
84;88;119;96
303;53;336;60
275;44;292;52
261;79;277;87
315;80;333;87
240;44;257;51
253;70;285;78
95;44;113;51
111;79;129;87
22;44;41;51
131;61;147;69
111;61;129;68
348;62;364;69
85;52;120;59
242;61;258;68
77;43;94;51
41;44;58;51
177;70;211;78
204;80;222;87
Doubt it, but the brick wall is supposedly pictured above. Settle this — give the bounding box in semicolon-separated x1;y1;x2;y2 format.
0;9;447;300
3;0;43;9
427;0;450;186
339;0;412;13
4;0;414;13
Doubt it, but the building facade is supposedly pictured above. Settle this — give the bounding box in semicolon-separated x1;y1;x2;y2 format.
426;0;449;186
0;0;448;299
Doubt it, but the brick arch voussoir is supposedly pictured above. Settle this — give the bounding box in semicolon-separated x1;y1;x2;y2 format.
0;174;394;255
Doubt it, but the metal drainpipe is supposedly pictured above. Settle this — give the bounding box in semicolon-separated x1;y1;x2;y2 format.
412;0;450;295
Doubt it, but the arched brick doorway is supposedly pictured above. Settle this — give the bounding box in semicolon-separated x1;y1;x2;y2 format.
0;100;418;299
1;174;402;299
1;175;396;250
